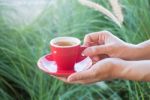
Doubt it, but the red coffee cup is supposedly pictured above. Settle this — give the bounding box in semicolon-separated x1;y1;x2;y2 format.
50;37;86;73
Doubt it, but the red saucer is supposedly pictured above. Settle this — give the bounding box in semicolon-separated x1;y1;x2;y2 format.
37;53;92;77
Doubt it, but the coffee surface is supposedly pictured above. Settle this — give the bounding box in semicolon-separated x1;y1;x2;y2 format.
54;41;76;46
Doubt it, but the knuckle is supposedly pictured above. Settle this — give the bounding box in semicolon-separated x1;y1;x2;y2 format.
105;45;113;53
90;47;99;55
84;34;91;42
87;47;94;54
95;47;100;52
104;45;109;52
101;31;114;40
87;32;100;37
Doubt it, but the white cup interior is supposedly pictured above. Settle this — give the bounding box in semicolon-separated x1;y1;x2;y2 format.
50;37;81;48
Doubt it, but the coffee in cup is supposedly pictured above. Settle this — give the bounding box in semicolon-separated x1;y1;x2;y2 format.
54;41;77;46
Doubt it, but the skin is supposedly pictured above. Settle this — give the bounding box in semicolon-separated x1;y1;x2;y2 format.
82;31;150;61
55;31;150;84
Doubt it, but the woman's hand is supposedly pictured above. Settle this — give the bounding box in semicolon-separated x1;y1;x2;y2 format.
83;31;141;61
55;58;126;84
55;58;150;84
53;31;150;83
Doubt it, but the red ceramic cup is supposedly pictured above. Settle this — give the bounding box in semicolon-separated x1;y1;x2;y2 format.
50;37;86;73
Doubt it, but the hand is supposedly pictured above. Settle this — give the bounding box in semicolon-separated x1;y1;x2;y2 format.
83;30;139;61
55;58;125;84
54;58;150;84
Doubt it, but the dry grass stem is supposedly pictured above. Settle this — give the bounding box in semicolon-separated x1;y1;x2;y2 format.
78;0;122;27
109;0;124;24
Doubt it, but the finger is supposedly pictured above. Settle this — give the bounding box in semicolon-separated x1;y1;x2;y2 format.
51;75;67;81
92;56;100;62
78;76;113;85
56;77;67;82
83;45;110;56
68;59;114;84
83;31;112;45
91;55;109;63
99;54;109;60
84;32;99;45
71;61;107;84
55;76;76;84
67;62;102;84
83;41;98;47
69;77;100;85
53;76;82;84
67;69;95;82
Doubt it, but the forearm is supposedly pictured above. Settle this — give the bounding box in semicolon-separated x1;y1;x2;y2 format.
126;40;150;60
117;60;150;81
136;40;150;60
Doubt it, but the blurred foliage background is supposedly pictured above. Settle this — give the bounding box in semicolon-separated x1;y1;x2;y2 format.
0;0;150;100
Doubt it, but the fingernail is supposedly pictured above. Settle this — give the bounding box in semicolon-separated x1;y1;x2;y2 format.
81;53;85;56
81;49;87;56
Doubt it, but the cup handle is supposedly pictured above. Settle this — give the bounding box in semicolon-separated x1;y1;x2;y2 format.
76;46;87;63
45;53;53;61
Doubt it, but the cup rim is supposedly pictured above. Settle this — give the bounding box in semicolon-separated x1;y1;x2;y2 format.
50;37;81;48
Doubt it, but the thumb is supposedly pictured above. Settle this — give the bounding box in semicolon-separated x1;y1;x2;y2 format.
67;69;94;82
82;45;109;56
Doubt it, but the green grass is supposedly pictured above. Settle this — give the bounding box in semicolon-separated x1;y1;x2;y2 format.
0;0;150;100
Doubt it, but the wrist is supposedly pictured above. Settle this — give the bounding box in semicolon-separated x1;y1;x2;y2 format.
136;42;150;60
110;58;128;79
124;43;142;60
114;60;131;79
116;60;150;81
